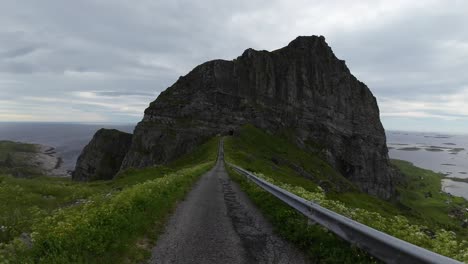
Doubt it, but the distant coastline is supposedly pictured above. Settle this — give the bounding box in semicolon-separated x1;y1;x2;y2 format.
0;122;135;171
33;144;69;176
387;130;468;200
444;176;468;183
0;140;68;177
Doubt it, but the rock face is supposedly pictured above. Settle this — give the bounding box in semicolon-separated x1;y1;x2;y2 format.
73;129;132;181
120;35;395;199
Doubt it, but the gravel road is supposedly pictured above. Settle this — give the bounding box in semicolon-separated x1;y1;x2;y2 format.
149;141;309;264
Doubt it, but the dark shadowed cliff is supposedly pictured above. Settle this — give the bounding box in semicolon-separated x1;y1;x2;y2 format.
73;129;132;181
116;35;396;199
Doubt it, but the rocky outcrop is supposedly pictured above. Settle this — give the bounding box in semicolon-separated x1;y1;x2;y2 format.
118;35;396;199
72;129;132;181
0;141;68;177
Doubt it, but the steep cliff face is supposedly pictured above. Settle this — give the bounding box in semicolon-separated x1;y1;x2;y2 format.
121;36;395;199
73;129;132;181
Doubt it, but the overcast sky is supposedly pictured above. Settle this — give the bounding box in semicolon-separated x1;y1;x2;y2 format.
1;1;467;133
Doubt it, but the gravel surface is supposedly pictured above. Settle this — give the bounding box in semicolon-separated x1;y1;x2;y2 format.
149;141;309;264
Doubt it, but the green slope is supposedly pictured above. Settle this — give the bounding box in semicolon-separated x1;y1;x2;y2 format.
0;140;43;176
224;125;468;262
394;159;468;236
0;137;219;263
2;126;468;263
224;125;401;217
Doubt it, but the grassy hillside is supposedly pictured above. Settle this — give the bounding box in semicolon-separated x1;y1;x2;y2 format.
394;159;468;237
0;141;37;159
224;125;402;217
225;166;377;263
224;125;468;262
0;141;43;176
2;127;468;262
0;137;219;263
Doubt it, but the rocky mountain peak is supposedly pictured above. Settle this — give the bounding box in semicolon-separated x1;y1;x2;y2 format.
75;35;396;199
287;35;326;47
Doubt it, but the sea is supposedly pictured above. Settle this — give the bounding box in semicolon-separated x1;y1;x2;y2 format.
387;131;468;200
0;123;466;200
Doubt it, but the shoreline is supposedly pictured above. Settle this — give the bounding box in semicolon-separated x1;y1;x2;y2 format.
32;144;70;177
0;140;70;178
441;178;468;200
443;176;468;183
392;159;468;201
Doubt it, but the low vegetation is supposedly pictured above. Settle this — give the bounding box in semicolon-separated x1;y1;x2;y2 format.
0;141;42;176
394;160;468;239
226;167;377;263
249;171;468;261
0;138;219;263
2;125;468;262
0;141;37;161
0;176;106;244
224;125;468;262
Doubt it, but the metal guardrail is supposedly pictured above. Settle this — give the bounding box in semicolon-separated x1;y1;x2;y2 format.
228;163;462;264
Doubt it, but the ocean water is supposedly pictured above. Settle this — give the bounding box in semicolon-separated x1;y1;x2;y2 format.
0;122;135;171
387;131;468;199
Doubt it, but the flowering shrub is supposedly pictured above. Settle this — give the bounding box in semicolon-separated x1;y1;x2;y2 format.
253;172;468;262
0;162;213;263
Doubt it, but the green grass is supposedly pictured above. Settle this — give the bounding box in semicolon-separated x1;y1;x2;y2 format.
224;126;379;262
2;125;468;262
224;125;468;262
0;141;43;176
0;176;107;244
0;141;37;161
224;124;353;194
28;163;213;264
226;166;377;263
326;192;405;218
0;137;219;263
393;159;468;238
224;125;405;218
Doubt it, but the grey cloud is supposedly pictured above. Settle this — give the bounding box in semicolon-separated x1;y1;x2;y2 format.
328;5;468;99
93;91;157;97
1;46;38;59
0;62;37;74
0;0;467;129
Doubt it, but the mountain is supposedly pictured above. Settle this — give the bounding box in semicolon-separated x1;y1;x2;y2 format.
75;35;396;199
72;129;132;181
